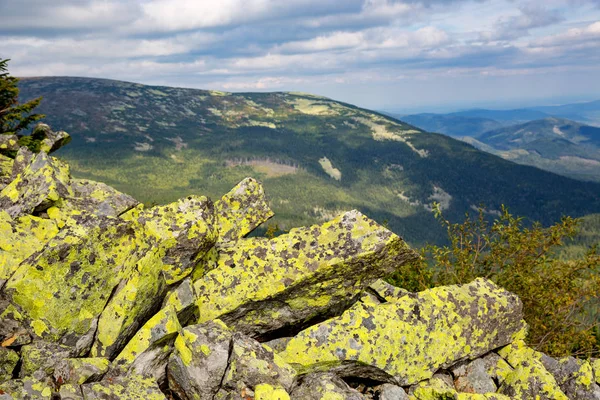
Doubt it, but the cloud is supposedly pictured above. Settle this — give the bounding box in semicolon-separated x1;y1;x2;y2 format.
1;0;600;109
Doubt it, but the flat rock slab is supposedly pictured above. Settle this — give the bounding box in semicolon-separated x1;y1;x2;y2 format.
194;210;418;338
279;278;526;385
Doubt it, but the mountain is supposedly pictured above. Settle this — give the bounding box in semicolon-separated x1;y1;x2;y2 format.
448;108;550;124
533;100;600;126
400;114;505;138
473;118;600;182
17;77;600;245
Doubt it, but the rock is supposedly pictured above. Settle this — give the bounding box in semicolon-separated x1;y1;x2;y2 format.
194;210;418;339
19;340;74;380
410;373;510;399
0;210;59;289
162;277;197;326
0;347;19;382
48;179;139;228
167;320;233;399
54;357;110;385
28;123;71;154
378;383;409;400
58;383;85;399
291;373;365;399
81;373;166;399
9;147;34;180
0;151;72;218
0;135;19;157
214;177;274;244
0;215;144;353
92;196;216;359
280;278;526;385
218;333;296;396
0;377;54;399
497;340;567;399
0;154;12;190
478;352;513;386
112;305;181;384
541;356;600;399
451;358;497;394
167;319;295;400
254;383;291;400
593;358;600;385
368;279;410;302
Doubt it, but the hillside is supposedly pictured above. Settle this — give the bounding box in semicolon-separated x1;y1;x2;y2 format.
474;118;600;182
17;77;600;245
400;113;504;138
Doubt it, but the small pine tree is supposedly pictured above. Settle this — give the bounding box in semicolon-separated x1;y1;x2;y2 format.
0;58;45;135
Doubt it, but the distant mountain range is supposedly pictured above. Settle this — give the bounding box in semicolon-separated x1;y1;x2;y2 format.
391;100;600;182
17;77;600;245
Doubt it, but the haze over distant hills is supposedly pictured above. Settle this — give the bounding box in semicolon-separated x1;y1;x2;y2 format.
394;100;600;182
17;77;600;245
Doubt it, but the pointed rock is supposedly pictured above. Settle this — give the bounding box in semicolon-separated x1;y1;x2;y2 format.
28;123;71;154
279;278;526;385
194;210;418;339
112;305;181;384
214;177;273;244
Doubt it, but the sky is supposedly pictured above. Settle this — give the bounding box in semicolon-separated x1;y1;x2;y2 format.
1;0;600;112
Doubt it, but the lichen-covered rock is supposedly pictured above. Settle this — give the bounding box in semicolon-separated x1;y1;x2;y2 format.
19;340;74;380
0;347;19;382
168;320;233;399
254;383;291;400
0;135;19;157
48;179;139;228
81;373;166;399
379;383;409;400
9;147;34;180
280;278;525;385
58;383;85;399
112;305;181;383
593;358;600;385
290;373;365;399
0;377;54;399
162;277;198;325
54;357;110;385
218;333;296;395
194;210;418;338
451;358;497;394
497;340;567;399
92;196;216;359
368;279;410;302
0;154;13;190
0;215;144;353
214;177;273;244
409;373;510;400
0;210;59;287
478;352;513;386
27;123;71;154
541;356;600;399
0;151;71;218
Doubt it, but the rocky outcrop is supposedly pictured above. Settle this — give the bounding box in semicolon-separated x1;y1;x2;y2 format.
0;127;597;399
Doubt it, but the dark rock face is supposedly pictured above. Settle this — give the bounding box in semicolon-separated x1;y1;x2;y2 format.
0;129;587;399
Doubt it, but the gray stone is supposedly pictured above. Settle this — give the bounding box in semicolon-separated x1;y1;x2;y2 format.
291;373;365;400
378;383;409;400
451;358;497;393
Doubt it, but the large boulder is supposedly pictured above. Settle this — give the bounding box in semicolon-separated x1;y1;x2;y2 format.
497;340;568;399
0;151;71;218
193;210;418;339
167;320;295;400
279;278;526;385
